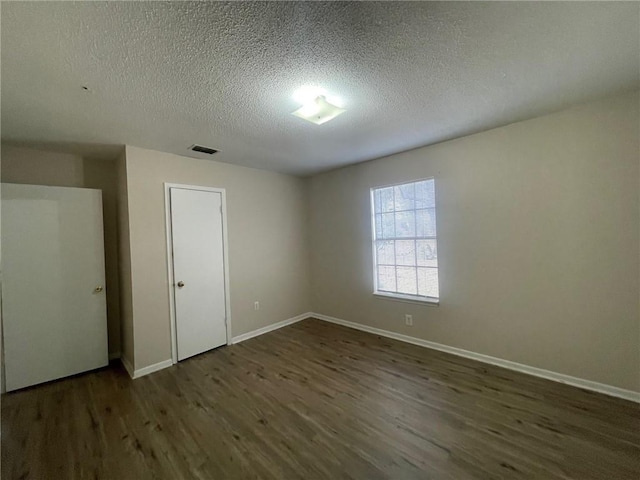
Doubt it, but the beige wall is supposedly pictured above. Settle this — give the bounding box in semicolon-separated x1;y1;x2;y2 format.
3;91;637;392
309;90;640;392
82;157;121;358
1;144;84;187
123;146;311;370
1;144;122;357
116;150;135;366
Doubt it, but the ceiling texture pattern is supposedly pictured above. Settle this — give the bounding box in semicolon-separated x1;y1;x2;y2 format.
2;1;639;175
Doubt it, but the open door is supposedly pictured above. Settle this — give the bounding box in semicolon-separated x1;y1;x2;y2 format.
1;183;108;391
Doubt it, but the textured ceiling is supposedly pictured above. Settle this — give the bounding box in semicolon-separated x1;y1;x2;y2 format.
2;1;639;176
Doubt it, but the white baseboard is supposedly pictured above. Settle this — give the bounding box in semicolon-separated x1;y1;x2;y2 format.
132;359;173;379
120;356;134;378
108;351;121;361
310;312;640;403
120;356;173;380
232;312;312;344
120;312;311;380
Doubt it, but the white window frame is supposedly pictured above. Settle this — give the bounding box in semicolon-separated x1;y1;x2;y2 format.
370;178;440;306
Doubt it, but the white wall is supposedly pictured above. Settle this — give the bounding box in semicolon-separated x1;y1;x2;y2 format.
309;90;640;392
122;146;311;370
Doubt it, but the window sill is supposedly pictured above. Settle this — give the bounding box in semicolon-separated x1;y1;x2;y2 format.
373;291;440;306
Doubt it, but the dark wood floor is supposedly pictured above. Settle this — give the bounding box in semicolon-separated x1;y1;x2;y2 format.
2;319;639;479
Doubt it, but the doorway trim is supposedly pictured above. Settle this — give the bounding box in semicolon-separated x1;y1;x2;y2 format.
164;183;232;365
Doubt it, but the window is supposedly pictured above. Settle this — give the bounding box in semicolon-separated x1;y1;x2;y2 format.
371;179;439;303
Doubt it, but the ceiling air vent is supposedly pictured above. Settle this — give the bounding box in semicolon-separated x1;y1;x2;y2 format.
189;144;218;155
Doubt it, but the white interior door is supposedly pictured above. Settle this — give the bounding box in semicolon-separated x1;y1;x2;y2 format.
170;187;227;361
1;183;108;391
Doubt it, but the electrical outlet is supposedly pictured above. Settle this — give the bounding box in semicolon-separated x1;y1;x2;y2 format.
254;301;260;311
405;314;413;326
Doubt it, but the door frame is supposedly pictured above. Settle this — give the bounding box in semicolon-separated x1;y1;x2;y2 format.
164;183;232;365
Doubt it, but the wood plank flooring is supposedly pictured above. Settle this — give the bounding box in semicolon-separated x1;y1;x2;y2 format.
2;318;639;479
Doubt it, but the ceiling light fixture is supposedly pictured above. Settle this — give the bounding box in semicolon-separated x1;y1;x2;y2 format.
291;86;346;125
292;95;346;125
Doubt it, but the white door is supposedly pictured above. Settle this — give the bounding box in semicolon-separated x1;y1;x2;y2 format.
170;187;227;361
1;183;108;391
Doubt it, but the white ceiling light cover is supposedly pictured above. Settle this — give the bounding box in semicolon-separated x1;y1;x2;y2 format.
292;95;346;125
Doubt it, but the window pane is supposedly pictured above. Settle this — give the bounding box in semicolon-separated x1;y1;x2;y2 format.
395;210;415;238
375;214;382;239
416;208;436;237
379;187;394;213
394;183;415;211
378;266;396;292
376;240;395;265
415;180;435;209
395;240;416;266
373;179;438;301
381;213;395;238
417;239;437;267
397;267;417;295
418;267;439;298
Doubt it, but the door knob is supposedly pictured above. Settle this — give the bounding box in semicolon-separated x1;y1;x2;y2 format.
94;286;104;293
177;281;185;288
